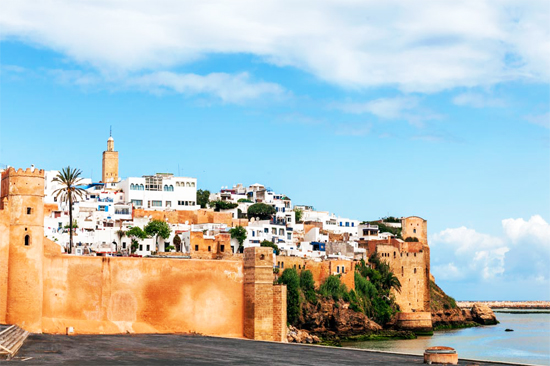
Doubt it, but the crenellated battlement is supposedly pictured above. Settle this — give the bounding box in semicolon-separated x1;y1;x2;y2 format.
1;167;45;179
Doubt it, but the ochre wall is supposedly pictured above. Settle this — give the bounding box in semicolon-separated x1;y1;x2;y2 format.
377;244;430;312
276;256;355;291
401;216;427;245
190;231;231;259
41;255;244;336
133;208;233;226
0;201;9;324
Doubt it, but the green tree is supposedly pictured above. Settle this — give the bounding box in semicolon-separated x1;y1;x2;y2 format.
237;198;253;203
278;268;301;325
196;189;211;209
53;166;86;254
144;219;171;252
319;275;348;301
247;203;276;220
172;234;182;252
294;208;303;223
229;225;247;253
300;270;316;303
209;200;238;211
260;240;280;255
126;226;148;254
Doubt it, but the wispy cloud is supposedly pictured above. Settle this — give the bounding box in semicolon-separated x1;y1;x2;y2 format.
452;92;505;108
335;96;442;127
1;1;548;92
47;69;285;104
524;112;550;129
334;123;372;136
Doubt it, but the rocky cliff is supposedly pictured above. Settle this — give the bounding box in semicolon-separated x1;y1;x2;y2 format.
298;298;382;337
430;280;498;328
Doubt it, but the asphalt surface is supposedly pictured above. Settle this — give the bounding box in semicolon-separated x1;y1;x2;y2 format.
2;333;519;365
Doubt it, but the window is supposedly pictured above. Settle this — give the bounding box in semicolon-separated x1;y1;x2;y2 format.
345;222;350;227
252;231;255;237
140;245;143;251
166;201;171;208
272;228;276;234
413;228;417;234
99;205;108;212
24;235;30;246
145;176;162;191
191;182;195;187
394;252;396;258
130;184;136;190
195;245;199;251
164;185;169;191
287;233;291;240
279;229;284;236
147;245;150;251
26;207;32;215
402;266;404;276
414;268;417;274
208;246;211;252
220;245;225;252
152;200;162;207
281;262;284;268
139;184;144;190
342;266;345;273
264;228;269;234
298;265;301;269
122;242;126;249
131;200;143;207
351;222;354;227
337;266;340;273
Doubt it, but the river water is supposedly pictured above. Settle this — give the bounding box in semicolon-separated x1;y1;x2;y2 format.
341;310;550;365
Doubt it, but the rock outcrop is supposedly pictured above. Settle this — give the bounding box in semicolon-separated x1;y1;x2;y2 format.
298;298;382;337
471;303;498;325
287;326;321;344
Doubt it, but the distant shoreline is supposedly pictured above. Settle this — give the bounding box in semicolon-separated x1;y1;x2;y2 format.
457;301;550;309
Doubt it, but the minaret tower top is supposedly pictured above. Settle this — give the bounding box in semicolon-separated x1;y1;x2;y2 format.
102;129;119;183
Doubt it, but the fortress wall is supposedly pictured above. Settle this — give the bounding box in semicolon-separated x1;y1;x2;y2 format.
0;203;9;323
276;256;355;290
41;255;244;337
132;208;233;226
377;244;430;312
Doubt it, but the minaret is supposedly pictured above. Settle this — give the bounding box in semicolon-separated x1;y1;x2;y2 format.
102;129;119;183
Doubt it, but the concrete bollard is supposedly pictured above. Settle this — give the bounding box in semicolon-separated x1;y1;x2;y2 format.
424;346;458;364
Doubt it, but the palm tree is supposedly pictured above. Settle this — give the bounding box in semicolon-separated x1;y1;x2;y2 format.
53;166;86;254
116;229;126;252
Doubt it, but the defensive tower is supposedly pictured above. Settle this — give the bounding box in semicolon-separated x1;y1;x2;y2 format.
0;167;45;332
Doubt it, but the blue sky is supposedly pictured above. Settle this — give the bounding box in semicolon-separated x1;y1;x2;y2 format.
1;1;549;300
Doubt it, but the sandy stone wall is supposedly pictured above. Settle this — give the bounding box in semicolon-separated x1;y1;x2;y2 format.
401;216;427;245
42;255;245;336
133;208;232;225
377;244;430;312
276;256;355;290
272;285;287;342
190;231;231;259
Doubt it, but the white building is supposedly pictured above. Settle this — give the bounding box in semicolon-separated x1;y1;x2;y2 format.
120;173;199;211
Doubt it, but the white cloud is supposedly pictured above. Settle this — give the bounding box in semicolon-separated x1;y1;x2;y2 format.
431;215;550;283
335;96;441;127
502;215;550;246
452;92;505;108
47;69;284;103
129;71;284;103
1;0;548;92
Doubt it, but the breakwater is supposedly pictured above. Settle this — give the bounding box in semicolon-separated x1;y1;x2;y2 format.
457;301;550;309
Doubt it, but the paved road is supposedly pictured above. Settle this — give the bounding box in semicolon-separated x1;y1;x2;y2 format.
4;333;516;365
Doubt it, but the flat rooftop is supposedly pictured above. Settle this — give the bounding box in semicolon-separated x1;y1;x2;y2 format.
11;333;517;365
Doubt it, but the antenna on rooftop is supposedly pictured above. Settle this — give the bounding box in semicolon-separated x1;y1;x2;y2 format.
110;125;112;137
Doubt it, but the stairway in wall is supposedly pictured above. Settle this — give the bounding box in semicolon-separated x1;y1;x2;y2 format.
0;324;29;360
